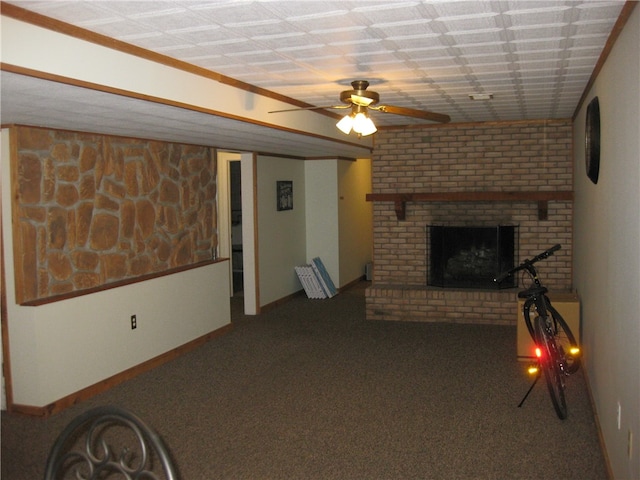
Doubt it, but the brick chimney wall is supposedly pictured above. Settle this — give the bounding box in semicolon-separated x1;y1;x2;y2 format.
366;119;573;325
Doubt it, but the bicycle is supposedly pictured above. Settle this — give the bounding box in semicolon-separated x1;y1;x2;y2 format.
495;244;581;419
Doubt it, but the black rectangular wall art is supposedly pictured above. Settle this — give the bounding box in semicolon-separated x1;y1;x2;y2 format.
277;181;293;211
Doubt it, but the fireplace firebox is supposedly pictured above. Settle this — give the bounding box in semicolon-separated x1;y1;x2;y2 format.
428;225;517;289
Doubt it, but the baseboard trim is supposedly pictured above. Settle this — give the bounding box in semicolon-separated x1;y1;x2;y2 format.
582;363;614;480
259;277;367;313
8;323;233;418
260;290;305;314
338;276;367;292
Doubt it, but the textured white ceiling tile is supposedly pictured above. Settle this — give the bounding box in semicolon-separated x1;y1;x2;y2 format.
352;4;424;24
191;2;276;26
508;25;567;41
571;32;614;46
351;1;421;13
435;17;501;37
251;30;306;41
387;37;448;51
461;52;509;62
575;2;626;17
446;27;504;39
506;11;570;27
284;7;351;22
468;63;513;74
455;43;509;56
88;20;157;39
565;56;601;68
1;0;628;139
19;0;109;22
511;38;564;51
430;1;497;19
371;17;433;29
166;23;221;36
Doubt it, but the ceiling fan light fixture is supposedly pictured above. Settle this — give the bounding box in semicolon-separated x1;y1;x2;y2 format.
337;111;377;136
353;112;377;136
336;114;354;134
271;79;450;126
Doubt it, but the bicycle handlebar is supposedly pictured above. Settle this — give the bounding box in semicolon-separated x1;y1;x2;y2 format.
494;244;561;283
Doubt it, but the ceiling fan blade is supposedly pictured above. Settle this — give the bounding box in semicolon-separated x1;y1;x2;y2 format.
374;104;451;123
268;105;349;113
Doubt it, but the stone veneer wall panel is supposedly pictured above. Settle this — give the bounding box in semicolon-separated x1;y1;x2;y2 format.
367;119;573;325
11;126;217;304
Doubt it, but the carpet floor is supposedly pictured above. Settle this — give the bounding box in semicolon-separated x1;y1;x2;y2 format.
1;282;608;479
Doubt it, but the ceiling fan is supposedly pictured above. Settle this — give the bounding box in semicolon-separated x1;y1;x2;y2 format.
269;80;451;136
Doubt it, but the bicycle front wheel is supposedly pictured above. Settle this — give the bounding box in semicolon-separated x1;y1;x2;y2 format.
535;315;568;419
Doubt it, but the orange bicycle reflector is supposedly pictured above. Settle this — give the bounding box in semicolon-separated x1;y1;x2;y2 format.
569;347;580;356
527;364;539;375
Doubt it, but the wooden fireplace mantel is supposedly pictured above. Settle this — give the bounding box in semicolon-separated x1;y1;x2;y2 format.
365;191;574;221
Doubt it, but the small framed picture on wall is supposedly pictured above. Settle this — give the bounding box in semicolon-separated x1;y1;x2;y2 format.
277;181;293;211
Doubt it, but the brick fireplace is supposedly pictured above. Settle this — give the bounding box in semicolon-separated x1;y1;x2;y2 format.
365;119;573;325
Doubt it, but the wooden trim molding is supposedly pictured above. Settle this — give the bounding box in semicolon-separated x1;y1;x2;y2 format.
21;259;227;307
378;117;572;132
1;171;14;409
366;191;574;221
252;153;261;314
573;1;638;119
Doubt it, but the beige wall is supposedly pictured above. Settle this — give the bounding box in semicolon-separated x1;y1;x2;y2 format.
338;158;373;285
305;158;373;290
305;160;340;285
2;129;231;408
572;6;640;478
256;157;373;307
257;156;307;306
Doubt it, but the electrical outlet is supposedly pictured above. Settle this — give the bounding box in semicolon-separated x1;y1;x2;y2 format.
131;315;137;330
617;402;622;430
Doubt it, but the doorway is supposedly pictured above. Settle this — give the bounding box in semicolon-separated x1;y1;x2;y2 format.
219;151;258;315
230;161;243;294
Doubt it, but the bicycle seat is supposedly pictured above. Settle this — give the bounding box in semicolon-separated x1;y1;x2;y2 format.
517;285;548;298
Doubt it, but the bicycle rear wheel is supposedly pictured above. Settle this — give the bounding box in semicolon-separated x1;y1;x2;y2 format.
547;302;581;374
535;315;568;419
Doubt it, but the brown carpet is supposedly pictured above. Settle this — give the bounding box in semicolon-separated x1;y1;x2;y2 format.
1;282;608;479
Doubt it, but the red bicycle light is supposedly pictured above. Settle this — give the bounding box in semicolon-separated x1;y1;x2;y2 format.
535;347;542;358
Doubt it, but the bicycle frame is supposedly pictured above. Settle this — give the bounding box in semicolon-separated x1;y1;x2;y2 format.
495;244;580;419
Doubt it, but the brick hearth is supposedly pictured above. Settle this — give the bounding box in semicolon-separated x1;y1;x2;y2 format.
366;119;573;325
